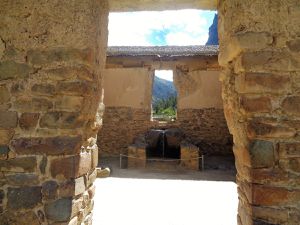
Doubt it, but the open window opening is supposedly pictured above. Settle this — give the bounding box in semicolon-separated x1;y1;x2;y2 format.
152;70;177;122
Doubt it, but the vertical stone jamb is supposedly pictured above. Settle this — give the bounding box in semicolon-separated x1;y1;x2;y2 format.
218;0;300;224
0;0;108;224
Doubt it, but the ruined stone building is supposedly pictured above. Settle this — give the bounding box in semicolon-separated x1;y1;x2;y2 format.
0;0;300;225
99;46;233;170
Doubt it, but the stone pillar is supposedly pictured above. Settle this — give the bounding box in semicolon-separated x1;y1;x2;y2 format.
180;143;199;170
218;1;300;224
0;1;108;224
127;145;147;169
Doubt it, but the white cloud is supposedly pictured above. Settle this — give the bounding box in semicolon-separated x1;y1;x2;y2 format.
165;32;208;46
108;10;213;46
155;70;173;81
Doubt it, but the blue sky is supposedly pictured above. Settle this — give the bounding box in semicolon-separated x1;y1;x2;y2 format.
108;10;216;80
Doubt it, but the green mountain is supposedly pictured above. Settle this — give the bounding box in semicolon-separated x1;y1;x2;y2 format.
152;76;177;103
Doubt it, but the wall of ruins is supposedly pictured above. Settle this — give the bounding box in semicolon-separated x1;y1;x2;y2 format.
219;0;300;224
1;0;299;224
175;70;232;155
0;1;108;224
98;68;154;157
99;54;232;157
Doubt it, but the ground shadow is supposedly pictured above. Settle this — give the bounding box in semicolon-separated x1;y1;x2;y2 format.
98;157;236;182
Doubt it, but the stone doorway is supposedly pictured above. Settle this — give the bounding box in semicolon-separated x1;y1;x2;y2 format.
0;1;299;225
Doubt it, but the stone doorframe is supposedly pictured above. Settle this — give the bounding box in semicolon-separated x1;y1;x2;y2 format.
0;0;299;225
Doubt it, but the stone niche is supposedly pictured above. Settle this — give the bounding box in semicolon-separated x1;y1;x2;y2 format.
127;128;201;171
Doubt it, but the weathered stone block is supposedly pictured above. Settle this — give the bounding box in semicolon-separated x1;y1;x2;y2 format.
51;153;91;179
235;73;290;94
127;145;146;169
87;185;96;199
247;120;296;138
240;96;272;113
0;38;4;59
19;113;40;130
57;81;94;96
0;156;37;172
219;32;273;66
280;158;300;174
10;82;25;94
45;67;76;81
27;48;93;66
50;216;79;225
279;142;300;158
6;173;39;186
91;146;98;169
253;219;280;225
42;181;59;200
58;177;85;197
289;208;300;225
40;112;84;129
237;51;298;72
45;198;73;222
253;206;288;225
287;39;300;53
281;96;300;116
0;85;10;104
251;168;290;186
234;32;273;51
0;145;9;157
55;96;84;112
14;97;53;112
0;60;31;80
11;136;82;155
7;186;42;209
0;211;40;225
40;156;48;174
86;169;97;188
233;146;251;167
252;185;300;206
32;83;56;96
249;140;274;168
0;129;14;145
180;143;199;170
0;111;18;128
76;66;95;81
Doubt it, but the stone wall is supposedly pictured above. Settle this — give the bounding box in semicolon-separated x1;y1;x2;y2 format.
98;107;154;156
98;68;154;156
174;70;232;155
218;0;300;224
99;53;232;157
177;108;232;155
0;1;108;224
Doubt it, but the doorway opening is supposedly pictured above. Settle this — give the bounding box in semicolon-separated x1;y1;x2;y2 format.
96;8;236;225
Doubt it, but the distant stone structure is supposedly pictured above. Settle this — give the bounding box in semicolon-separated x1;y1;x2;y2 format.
98;46;231;161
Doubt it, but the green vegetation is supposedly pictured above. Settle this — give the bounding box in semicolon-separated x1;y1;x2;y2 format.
152;95;177;119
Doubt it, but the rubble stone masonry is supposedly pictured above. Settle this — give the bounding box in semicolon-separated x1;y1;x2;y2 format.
0;0;108;224
219;0;300;224
0;0;299;224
